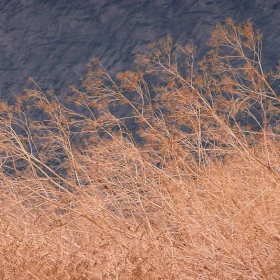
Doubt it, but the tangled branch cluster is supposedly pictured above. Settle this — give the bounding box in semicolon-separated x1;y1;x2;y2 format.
1;19;280;279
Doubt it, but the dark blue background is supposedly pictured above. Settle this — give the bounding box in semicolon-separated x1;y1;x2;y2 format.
0;0;279;102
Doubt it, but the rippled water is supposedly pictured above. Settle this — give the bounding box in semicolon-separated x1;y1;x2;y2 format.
0;0;279;102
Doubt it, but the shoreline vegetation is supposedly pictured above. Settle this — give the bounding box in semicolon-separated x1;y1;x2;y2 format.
1;19;280;279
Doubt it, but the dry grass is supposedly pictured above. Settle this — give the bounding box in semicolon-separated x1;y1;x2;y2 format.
1;19;280;279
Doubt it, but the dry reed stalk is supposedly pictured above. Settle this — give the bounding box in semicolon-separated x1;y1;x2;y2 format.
0;19;280;279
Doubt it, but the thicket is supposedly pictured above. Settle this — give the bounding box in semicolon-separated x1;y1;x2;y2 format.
1;19;280;279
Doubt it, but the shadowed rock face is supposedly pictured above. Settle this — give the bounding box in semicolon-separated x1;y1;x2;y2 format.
0;0;280;101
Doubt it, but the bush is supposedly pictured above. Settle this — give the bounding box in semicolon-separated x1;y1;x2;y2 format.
1;19;280;279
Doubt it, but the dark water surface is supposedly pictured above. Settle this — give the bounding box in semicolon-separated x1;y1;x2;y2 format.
0;0;280;102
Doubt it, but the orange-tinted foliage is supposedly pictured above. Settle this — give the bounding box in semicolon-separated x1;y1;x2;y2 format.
1;19;280;279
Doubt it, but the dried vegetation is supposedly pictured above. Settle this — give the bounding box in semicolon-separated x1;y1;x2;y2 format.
1;19;280;279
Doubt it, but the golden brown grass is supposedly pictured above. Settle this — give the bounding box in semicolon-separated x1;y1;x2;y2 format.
1;19;280;279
